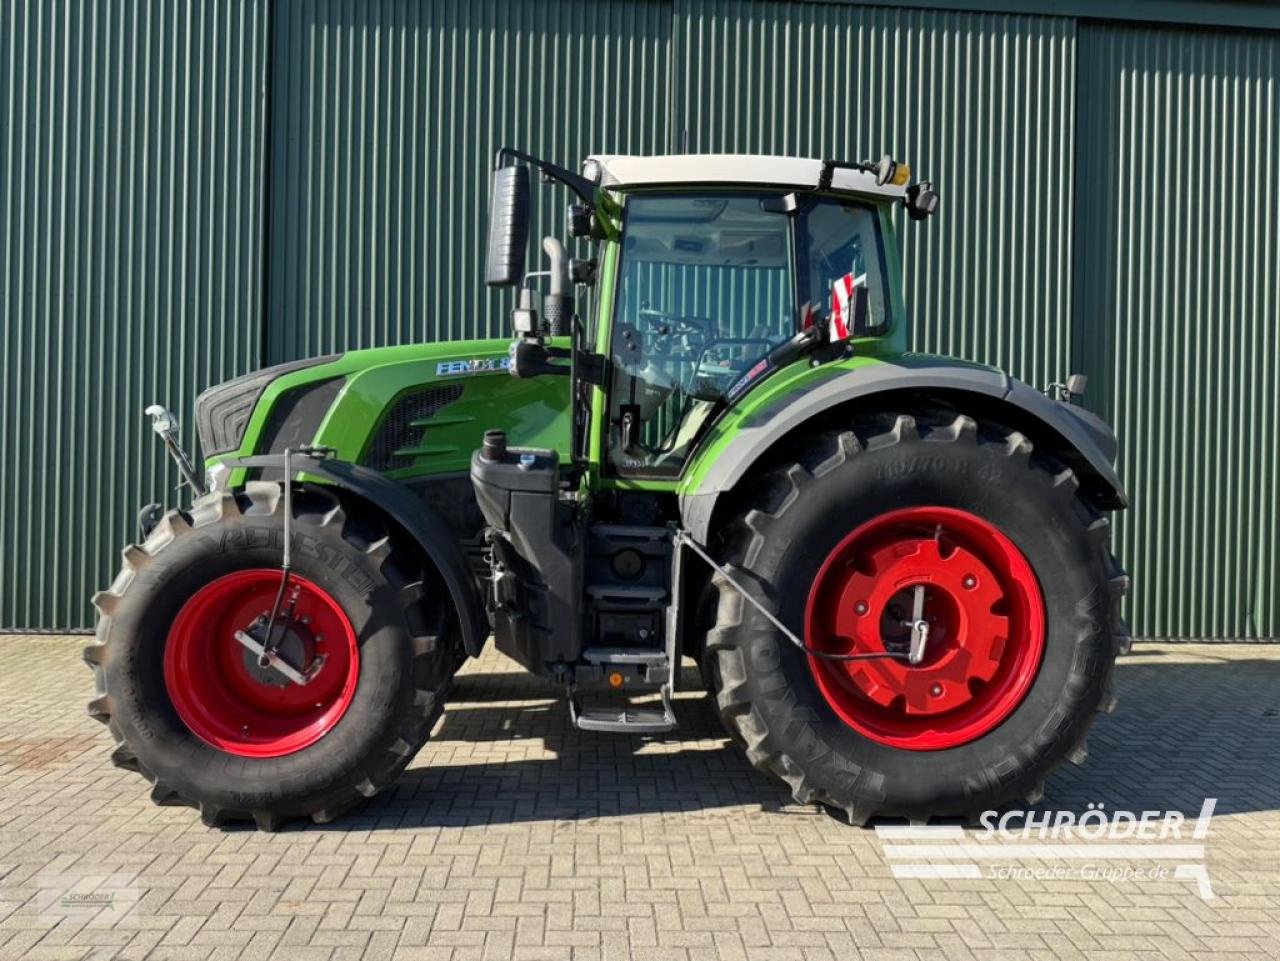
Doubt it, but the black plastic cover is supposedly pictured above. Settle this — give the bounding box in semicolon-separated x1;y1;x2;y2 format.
195;354;341;457
255;377;345;455
471;445;583;670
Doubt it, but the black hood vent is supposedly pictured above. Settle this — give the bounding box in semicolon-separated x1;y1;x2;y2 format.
363;385;464;472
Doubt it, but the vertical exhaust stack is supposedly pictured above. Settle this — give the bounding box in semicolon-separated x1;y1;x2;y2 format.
541;237;574;336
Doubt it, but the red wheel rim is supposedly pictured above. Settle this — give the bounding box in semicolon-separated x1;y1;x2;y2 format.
804;507;1044;750
163;570;359;758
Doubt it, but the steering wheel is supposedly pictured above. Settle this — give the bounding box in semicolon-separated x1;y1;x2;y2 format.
637;308;714;340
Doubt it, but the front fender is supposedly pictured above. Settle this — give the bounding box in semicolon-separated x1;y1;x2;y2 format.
223;455;489;657
679;356;1126;543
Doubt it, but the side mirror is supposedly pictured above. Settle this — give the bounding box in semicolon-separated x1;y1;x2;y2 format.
485;165;530;286
828;284;871;341
849;284;871;335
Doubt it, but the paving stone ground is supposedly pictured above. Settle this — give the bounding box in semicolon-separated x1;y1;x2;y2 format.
0;635;1277;960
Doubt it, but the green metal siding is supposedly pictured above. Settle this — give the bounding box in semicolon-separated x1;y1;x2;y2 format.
672;1;1078;394
2;0;1278;637
1075;24;1280;638
266;0;672;362
1;0;268;630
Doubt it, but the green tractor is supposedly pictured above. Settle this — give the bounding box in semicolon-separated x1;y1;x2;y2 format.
86;149;1129;830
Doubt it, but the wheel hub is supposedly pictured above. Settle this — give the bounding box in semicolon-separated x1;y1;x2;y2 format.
805;507;1044;750
163;570;359;758
239;621;317;688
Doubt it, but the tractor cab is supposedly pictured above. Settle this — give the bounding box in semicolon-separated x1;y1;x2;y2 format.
486;150;935;476
474;149;939;731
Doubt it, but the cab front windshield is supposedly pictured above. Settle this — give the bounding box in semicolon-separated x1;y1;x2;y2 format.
607;191;890;478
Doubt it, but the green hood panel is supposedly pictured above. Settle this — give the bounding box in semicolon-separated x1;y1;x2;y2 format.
212;339;571;480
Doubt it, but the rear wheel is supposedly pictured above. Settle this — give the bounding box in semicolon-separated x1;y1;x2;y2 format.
704;411;1128;822
85;482;459;830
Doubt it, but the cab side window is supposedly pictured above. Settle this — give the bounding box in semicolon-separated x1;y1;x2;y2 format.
802;201;890;337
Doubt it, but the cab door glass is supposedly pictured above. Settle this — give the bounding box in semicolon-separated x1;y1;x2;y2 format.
608;194;793;477
801;200;891;337
605;193;889;479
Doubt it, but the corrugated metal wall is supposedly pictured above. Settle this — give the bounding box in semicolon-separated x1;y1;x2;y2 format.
3;0;1278;636
1075;24;1280;638
266;0;672;361
673;1;1078;393
1;0;268;630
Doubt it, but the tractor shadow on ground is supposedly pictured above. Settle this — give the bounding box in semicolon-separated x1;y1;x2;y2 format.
312;650;1280;831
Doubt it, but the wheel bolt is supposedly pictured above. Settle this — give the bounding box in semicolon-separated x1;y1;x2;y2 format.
855;601;868;615
963;575;977;589
930;683;943;697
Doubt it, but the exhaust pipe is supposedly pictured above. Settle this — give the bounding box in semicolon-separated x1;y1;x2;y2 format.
541;237;574;336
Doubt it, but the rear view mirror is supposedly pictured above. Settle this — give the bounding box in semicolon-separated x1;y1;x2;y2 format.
828;284;870;341
485;165;530;286
849;284;870;335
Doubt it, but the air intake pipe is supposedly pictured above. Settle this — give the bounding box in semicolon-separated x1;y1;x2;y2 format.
541;237;574;336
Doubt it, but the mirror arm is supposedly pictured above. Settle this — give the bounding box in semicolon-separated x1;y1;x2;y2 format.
767;325;823;368
494;147;595;205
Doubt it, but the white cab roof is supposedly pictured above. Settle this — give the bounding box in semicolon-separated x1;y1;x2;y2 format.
586;153;905;199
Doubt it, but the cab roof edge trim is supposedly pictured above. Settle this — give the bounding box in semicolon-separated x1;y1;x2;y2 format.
587;154;907;199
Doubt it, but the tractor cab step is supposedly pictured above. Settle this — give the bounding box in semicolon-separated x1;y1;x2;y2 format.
569;684;677;735
582;647;668;667
576;647;669;686
585;584;667;605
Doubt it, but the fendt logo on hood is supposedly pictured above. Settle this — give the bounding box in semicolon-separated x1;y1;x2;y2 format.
436;356;511;377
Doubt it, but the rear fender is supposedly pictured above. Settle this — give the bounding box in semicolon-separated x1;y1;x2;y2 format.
223;455;489;657
679;358;1127;543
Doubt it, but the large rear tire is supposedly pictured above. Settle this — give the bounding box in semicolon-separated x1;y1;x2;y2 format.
84;482;459;831
703;411;1128;823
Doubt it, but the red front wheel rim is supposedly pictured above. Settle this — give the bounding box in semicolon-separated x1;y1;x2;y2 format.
804;507;1045;750
163;570;360;758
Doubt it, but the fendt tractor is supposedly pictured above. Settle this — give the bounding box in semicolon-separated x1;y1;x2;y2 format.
86;149;1130;830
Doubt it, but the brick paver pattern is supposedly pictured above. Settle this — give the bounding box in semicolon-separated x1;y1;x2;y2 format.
0;636;1276;960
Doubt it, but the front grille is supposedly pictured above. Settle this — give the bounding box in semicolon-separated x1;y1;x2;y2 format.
363;385;463;472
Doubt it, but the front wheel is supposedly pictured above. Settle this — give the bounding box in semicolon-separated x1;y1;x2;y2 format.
703;411;1128;823
85;482;459;830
